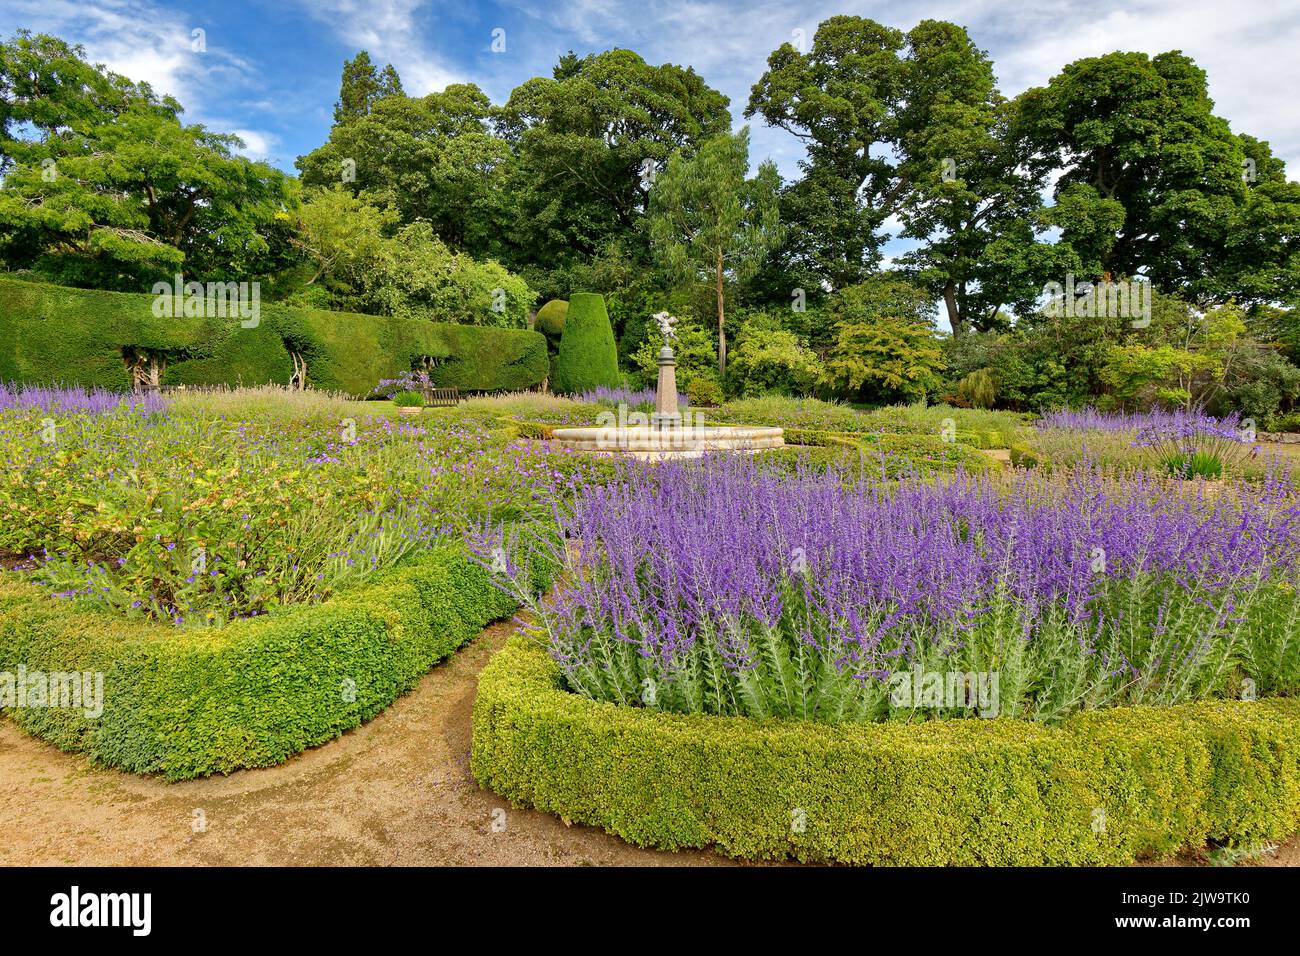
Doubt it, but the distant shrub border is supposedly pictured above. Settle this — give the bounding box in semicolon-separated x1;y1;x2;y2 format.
473;637;1300;865
0;543;528;780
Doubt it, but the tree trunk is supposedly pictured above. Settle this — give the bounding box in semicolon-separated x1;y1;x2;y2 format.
943;281;965;338
716;251;727;377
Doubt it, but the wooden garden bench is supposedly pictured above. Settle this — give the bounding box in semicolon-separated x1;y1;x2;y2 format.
421;387;461;407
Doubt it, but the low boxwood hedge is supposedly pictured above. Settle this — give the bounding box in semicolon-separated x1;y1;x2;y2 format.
0;543;526;780
473;637;1300;865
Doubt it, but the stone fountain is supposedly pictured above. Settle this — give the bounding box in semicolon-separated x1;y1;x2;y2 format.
550;311;783;459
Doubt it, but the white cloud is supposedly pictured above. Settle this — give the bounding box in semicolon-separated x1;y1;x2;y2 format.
0;0;261;124
226;128;279;161
289;0;466;94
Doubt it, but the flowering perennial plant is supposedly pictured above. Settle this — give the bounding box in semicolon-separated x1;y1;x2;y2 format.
0;382;164;415
577;385;689;411
1130;413;1257;479
1031;408;1260;478
482;455;1300;723
1;397;613;626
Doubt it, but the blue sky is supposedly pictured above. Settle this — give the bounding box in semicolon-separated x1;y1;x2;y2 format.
3;0;1299;183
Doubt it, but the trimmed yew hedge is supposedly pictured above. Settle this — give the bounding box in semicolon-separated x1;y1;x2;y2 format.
0;543;527;780
473;637;1300;865
0;277;549;395
553;292;619;394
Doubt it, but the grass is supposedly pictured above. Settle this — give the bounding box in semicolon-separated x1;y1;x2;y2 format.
717;394;1029;441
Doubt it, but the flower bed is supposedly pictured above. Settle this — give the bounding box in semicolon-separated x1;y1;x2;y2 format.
473;636;1300;865
482;456;1300;725
0;393;595;625
1023;407;1264;478
1;542;536;780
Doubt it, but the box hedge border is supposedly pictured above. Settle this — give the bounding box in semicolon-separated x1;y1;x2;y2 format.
0;542;530;780
473;637;1300;865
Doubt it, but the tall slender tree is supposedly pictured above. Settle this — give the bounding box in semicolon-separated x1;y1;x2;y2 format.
648;128;782;375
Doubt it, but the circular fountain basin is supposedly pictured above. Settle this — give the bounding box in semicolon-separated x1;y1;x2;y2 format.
550;424;784;460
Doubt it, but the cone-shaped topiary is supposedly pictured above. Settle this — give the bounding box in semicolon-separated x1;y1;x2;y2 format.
554;292;620;394
535;299;568;345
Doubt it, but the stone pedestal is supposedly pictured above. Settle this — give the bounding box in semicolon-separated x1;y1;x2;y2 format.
655;346;679;419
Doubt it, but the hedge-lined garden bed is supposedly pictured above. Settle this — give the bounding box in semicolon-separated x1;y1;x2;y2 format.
473;637;1300;865
0;543;523;780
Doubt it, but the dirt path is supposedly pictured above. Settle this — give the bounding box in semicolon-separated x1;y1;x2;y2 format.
1;620;1296;867
0;621;729;867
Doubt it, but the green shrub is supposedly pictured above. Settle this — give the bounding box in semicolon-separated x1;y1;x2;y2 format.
757;434;986;477
534;299;568;343
554;292;620;394
508;420;559;440
1009;442;1045;468
0;277;549;395
473;637;1300;865
0;544;524;780
956;368;997;409
717;395;866;432
391;390;424;408
686;369;724;407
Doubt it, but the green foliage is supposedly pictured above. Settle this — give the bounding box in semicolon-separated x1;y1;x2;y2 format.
0;277;548;394
332;51;403;125
1161;450;1224;480
685;371;725;407
718;395;866;431
630;320;716;390
500;49;732;275
534;299;568;343
1099;344;1218;409
288;188;534;326
300;80;509;255
821;317;947;402
814;280;947;402
474;636;1300;864
0;31;292;289
725;326;820;397
554;292;621;394
957;368;998;408
391;390;424;408
648;128;782;375
1017;50;1300;306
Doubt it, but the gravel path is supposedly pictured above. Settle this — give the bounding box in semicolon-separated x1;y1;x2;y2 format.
0;620;727;867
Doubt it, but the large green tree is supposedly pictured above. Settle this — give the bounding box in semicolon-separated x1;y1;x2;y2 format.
333;51;403;125
893;24;1071;337
746;18;1009;291
286;186;533;326
1016;50;1300;306
298;76;510;254
499;49;732;276
0;31;291;290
